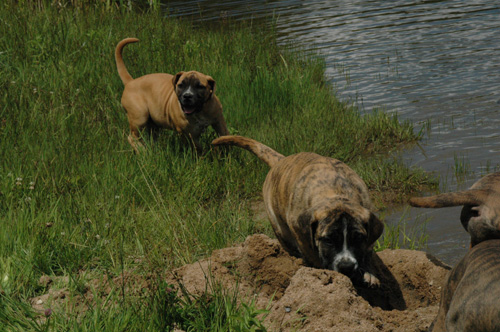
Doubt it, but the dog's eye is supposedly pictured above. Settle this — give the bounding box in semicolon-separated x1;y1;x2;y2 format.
352;232;366;242
319;237;336;247
177;82;185;88
196;83;205;89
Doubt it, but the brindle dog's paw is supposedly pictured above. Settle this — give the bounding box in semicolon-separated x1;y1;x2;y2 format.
363;272;380;288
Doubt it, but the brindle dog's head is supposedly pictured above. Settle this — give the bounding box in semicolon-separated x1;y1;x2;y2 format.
298;202;384;281
173;71;215;116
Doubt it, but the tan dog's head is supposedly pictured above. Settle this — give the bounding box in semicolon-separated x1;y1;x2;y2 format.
173;71;215;116
297;201;384;280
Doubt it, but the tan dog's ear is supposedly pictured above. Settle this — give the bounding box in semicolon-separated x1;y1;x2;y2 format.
366;213;384;247
173;72;184;87
206;76;216;95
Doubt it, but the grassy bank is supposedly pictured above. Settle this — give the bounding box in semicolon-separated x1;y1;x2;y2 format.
0;3;433;330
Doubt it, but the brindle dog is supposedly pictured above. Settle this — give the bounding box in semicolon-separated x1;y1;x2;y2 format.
428;240;500;332
115;38;229;153
212;135;384;287
410;172;500;332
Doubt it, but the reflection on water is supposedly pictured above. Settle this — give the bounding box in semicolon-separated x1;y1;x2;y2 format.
163;0;500;264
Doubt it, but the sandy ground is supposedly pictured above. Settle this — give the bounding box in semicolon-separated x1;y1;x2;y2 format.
31;234;450;331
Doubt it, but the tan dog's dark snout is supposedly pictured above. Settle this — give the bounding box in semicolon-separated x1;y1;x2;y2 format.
173;71;215;116
212;135;384;287
115;38;229;153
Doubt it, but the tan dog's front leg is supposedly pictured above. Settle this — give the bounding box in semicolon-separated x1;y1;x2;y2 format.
180;133;203;155
212;116;229;137
128;125;146;153
192;138;203;155
211;117;230;155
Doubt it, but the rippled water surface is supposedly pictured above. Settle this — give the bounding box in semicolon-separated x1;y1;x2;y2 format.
163;0;500;264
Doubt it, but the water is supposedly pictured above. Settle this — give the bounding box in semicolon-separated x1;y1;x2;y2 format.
162;0;500;264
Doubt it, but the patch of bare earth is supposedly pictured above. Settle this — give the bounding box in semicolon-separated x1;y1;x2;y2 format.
31;234;450;331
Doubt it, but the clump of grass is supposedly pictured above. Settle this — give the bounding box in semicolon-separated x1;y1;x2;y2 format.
0;277;269;331
0;293;43;332
158;280;268;332
355;155;436;208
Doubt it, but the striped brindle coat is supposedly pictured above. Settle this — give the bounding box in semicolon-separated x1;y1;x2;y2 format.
410;172;500;332
212;135;384;287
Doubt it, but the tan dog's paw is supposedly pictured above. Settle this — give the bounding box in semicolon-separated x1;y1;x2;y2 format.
128;135;146;154
363;271;380;288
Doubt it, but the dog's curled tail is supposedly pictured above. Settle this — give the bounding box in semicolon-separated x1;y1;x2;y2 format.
211;135;285;168
409;189;492;208
115;38;139;85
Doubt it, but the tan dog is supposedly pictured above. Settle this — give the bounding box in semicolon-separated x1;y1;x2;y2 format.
410;172;500;332
409;172;500;247
212;135;384;287
115;38;229;153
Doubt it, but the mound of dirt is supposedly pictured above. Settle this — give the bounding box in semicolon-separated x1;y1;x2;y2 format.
166;234;304;308
31;234;451;331
167;234;450;332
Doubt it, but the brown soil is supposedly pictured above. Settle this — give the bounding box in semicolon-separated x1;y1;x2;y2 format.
31;234;450;331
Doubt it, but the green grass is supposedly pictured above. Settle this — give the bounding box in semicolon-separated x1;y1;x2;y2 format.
0;277;269;332
0;2;435;329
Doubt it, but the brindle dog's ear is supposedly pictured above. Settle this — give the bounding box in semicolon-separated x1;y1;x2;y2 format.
297;211;315;244
173;72;184;87
296;211;322;268
366;213;384;247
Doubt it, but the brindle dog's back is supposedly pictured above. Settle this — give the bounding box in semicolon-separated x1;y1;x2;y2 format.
430;240;500;332
263;152;372;221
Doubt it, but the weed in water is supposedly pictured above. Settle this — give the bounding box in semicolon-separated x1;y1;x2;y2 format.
376;207;429;251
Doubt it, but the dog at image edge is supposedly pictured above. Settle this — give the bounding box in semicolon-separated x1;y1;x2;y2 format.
212;135;384;287
410;172;500;332
409;172;500;248
427;240;500;332
115;38;229;153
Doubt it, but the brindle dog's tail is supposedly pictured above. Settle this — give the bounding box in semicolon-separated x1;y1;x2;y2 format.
115;38;139;85
409;189;492;208
211;135;285;168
